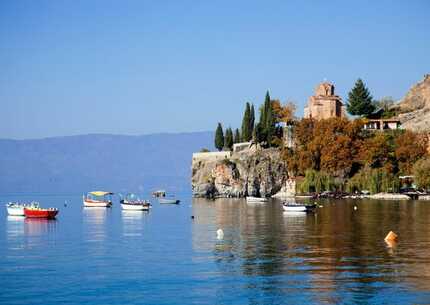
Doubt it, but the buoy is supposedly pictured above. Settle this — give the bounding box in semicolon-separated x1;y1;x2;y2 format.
353;206;357;210
217;229;224;240
384;231;398;242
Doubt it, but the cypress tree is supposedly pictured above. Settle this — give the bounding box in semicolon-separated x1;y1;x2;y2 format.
347;79;375;117
241;103;251;142
214;123;224;151
234;128;241;144
224;127;233;150
249;104;255;139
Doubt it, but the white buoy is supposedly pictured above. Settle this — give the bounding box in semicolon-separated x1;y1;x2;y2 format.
217;229;224;240
354;206;358;210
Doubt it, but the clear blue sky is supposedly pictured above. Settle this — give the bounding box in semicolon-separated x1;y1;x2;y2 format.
1;0;429;139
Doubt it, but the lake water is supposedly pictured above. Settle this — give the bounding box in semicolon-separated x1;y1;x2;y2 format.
1;194;430;304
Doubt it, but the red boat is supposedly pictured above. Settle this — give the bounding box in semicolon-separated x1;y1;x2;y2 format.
24;207;59;219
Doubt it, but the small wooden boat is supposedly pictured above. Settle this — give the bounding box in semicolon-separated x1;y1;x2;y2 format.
83;191;113;207
283;202;316;212
246;196;268;203
6;202;39;216
120;193;151;211
158;198;180;204
24;206;58;219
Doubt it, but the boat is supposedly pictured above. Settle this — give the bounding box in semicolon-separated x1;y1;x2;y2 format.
152;190;166;198
158;198;180;204
246;196;268;203
282;201;316;212
6;202;39;216
120;193;151;211
24;206;58;219
83;191;113;207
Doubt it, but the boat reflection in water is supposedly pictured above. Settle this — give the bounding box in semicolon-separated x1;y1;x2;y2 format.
24;218;57;236
7;216;25;241
121;210;147;238
83;207;108;243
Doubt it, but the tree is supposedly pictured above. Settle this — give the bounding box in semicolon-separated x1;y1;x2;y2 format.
224;127;233;150
272;100;296;123
214;123;224;151
234;128;241;144
249;104;255;138
413;158;430;190
347;79;375;117
258;91;276;146
395;131;428;174
241;103;252;142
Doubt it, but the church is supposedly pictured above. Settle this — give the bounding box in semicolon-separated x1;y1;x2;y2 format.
303;82;346;120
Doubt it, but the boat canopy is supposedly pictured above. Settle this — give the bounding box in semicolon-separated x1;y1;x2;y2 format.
89;191;114;196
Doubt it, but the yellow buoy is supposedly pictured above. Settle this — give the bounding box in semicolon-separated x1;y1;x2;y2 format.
384;231;398;242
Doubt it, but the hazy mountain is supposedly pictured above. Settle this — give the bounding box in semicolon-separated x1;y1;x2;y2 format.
0;132;213;194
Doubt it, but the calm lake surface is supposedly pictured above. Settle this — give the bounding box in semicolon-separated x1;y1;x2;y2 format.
1;193;430;305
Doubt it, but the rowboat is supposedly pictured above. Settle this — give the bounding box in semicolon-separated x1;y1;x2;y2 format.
246;196;268;203
120;193;151;211
158;198;180;204
282;202;316;212
24;206;58;219
83;191;113;207
6;202;39;216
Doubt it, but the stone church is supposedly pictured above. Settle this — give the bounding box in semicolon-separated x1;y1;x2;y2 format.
304;82;346;120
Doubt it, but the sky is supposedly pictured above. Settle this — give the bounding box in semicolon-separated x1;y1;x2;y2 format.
1;0;429;139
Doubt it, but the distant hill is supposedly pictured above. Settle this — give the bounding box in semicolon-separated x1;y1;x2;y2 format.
0;132;213;194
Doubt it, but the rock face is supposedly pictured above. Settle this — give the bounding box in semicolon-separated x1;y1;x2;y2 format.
397;74;430;132
191;148;288;198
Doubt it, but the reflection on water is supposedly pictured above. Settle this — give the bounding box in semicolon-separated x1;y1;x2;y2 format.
192;197;430;303
83;207;108;243
24;218;57;236
6;216;25;241
121;210;147;237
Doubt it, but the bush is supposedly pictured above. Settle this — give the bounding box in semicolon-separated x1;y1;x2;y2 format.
413;158;430;191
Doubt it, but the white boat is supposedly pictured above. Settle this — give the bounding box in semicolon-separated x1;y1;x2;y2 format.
6;202;39;216
120;193;151;211
246;196;268;203
83;191;113;207
282;202;316;212
159;198;180;204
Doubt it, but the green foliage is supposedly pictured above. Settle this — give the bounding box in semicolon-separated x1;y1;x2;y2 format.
241;103;252;142
257;91;277;146
250;104;255;137
233;128;241;144
224;127;233;150
214;123;224;151
346;166;400;194
413;157;430;190
298;170;339;193
347;79;375;117
200;148;210;153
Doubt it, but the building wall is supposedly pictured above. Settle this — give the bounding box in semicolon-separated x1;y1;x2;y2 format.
192;151;232;162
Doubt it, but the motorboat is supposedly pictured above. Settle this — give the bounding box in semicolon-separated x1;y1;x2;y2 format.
83;191;113;207
24;206;58;219
246;196;268;203
120;193;151;211
282;201;316;212
6;202;39;216
158;198;180;204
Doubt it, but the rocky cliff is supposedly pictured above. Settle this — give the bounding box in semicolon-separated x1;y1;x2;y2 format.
397;74;430;132
192;148;288;198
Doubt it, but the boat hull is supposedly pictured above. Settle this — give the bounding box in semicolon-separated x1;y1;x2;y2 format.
283;204;316;212
121;203;150;211
83;199;112;208
24;208;58;219
7;206;25;216
158;199;180;204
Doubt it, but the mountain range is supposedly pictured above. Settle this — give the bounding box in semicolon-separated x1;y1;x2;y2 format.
0;132;213;194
